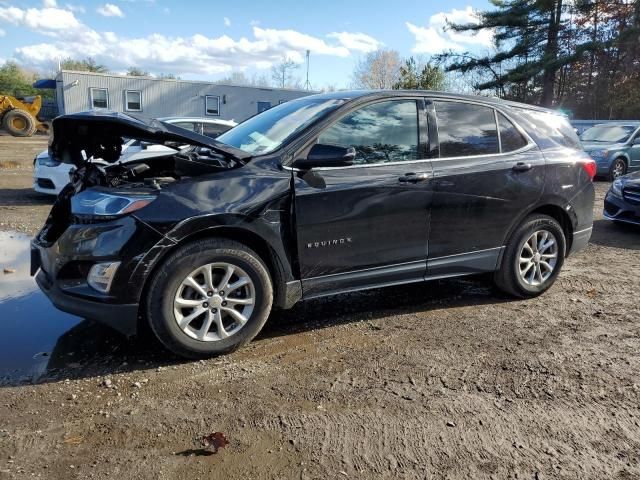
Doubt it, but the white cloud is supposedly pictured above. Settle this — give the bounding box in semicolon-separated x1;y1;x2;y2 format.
43;0;57;7
65;3;86;14
0;6;81;31
249;19;260;26
407;6;493;54
97;3;123;17
0;4;381;76
223;16;230;27
327;32;382;53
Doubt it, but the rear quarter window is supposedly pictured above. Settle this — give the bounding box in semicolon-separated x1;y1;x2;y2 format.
512;108;581;151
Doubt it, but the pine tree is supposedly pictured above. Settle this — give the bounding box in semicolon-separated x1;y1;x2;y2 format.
393;57;446;91
439;0;570;106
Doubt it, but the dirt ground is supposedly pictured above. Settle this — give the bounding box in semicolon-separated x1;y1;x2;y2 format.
0;134;639;479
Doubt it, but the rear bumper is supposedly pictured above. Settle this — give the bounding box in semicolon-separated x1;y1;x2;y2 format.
35;268;138;336
569;226;592;255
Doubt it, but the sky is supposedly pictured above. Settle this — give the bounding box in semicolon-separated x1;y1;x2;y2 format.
0;0;494;89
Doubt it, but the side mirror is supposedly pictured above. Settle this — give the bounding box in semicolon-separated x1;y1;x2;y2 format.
140;141;152;150
293;144;356;169
632;137;640;146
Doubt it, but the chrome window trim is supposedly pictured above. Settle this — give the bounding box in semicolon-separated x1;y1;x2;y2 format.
282;143;536;172
282;95;538;172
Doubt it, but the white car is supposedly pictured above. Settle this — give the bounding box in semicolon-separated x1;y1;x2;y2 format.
33;116;237;195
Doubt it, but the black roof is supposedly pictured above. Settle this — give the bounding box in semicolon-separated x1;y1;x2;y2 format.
305;89;560;115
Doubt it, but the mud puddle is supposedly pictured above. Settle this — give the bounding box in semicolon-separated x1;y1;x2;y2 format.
0;231;141;385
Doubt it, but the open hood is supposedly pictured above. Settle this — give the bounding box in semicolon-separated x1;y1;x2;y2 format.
49;110;250;166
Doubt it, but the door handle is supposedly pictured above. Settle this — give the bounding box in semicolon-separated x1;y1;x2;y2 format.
399;172;431;183
512;162;532;172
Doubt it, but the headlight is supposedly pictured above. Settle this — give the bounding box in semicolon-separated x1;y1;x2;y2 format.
37;155;61;167
589;149;609;160
611;178;623;197
71;190;156;217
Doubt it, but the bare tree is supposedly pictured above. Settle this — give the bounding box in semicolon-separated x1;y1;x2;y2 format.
351;49;402;89
271;57;299;88
218;71;250;85
126;67;149;77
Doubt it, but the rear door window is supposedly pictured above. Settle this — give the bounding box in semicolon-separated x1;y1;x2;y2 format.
434;101;499;158
497;112;528;152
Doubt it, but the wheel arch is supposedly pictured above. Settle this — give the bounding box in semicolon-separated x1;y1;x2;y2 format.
499;202;574;269
137;225;294;332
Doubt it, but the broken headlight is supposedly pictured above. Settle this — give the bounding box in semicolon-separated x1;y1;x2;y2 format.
71;189;156;217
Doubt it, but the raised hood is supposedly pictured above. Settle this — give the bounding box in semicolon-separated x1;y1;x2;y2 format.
49;110;250;166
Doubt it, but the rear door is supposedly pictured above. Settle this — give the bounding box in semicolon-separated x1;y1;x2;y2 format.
293;98;433;297
426;99;544;276
629;128;640;170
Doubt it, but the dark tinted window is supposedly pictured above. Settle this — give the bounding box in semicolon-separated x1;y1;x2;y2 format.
435;101;499;157
318;100;419;164
202;123;231;138
172;121;199;133
514;109;581;150
498;112;528;152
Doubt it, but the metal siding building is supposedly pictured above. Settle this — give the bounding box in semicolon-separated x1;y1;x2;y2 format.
55;70;313;122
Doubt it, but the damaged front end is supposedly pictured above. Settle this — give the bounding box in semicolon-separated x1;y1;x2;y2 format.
39;111;250;244
31;111;250;335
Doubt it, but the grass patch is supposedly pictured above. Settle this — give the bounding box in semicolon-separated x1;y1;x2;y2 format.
0;160;21;169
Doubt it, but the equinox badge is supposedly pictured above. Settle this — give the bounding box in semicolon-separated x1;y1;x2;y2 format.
306;237;353;249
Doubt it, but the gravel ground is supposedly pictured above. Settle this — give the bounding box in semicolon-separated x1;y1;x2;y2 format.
0;134;639;479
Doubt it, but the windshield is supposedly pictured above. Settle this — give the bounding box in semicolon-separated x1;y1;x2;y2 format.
216;97;345;155
581;125;636;143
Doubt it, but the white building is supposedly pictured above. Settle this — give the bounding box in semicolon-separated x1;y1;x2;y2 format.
54;70;314;122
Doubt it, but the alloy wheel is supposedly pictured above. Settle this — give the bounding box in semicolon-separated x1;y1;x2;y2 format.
518;230;559;287
173;262;255;341
612;160;625;179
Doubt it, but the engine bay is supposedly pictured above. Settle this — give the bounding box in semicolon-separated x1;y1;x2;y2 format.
68;147;241;193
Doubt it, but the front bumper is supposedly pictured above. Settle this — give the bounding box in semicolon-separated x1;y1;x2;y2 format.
35;268;138;336
31;215;167;336
603;191;640;225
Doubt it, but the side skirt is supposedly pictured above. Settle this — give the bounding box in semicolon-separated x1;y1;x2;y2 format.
300;247;504;301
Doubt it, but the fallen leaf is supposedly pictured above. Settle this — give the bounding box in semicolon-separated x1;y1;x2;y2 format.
201;432;229;453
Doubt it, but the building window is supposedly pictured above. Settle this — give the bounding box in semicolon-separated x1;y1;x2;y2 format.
257;101;271;113
125;90;142;112
90;88;109;109
205;96;220;116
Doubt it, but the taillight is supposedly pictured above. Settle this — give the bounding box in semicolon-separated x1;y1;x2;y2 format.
581;159;597;180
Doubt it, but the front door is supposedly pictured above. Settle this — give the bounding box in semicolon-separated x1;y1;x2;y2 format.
293;99;433;298
426;99;545;276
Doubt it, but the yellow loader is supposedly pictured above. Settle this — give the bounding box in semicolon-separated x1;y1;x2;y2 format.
0;95;49;137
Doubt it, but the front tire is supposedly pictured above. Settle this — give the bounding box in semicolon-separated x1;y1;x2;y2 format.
146;238;273;358
494;214;566;298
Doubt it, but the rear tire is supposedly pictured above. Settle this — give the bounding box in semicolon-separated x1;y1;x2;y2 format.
2;109;36;137
608;158;627;181
494;214;566;298
146;238;273;358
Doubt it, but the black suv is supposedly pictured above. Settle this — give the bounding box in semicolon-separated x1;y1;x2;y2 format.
32;91;596;358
